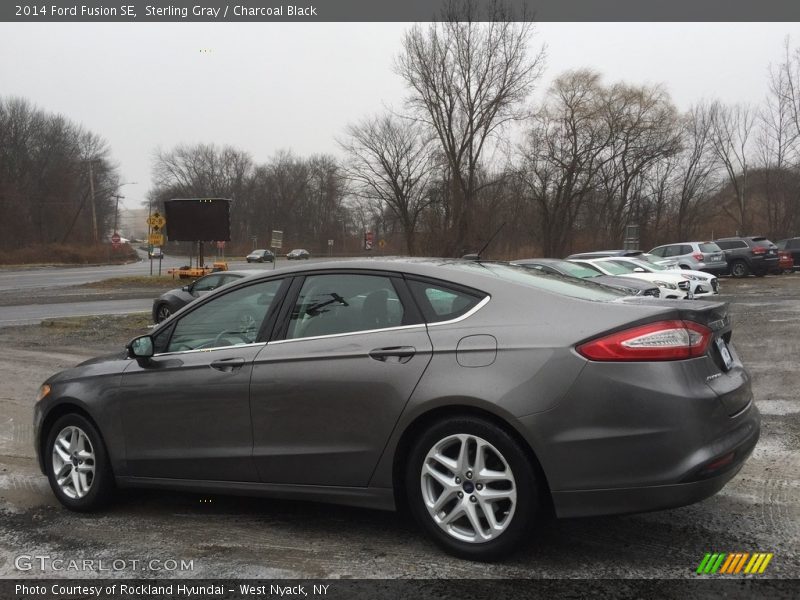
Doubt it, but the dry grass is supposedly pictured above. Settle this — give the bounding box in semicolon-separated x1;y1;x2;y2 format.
80;276;178;289
0;243;139;266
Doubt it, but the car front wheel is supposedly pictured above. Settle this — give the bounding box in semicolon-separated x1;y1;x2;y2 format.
45;414;114;511
406;416;539;561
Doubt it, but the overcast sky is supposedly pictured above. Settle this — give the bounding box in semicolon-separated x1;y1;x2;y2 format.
1;22;798;212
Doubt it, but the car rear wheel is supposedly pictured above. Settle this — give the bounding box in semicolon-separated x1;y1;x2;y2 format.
405;416;539;561
45;414;114;511
730;260;749;278
155;303;171;323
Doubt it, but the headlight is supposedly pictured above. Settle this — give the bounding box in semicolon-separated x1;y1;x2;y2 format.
36;384;51;402
654;280;677;289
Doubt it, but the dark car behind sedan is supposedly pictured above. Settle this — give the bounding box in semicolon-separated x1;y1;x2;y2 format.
246;249;274;263
35;259;758;561
151;270;249;322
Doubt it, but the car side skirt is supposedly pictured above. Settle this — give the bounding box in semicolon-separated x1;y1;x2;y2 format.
114;477;396;511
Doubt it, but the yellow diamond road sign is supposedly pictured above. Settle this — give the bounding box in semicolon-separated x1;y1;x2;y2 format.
147;213;166;229
148;233;164;246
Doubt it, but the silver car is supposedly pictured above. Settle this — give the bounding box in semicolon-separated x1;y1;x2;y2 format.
648;242;728;275
33;259;759;560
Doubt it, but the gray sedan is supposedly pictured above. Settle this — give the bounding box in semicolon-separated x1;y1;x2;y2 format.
34;259;759;560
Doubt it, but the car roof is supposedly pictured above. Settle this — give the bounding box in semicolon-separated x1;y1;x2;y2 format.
224;257;601;293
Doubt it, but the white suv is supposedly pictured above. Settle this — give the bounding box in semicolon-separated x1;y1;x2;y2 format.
648;242;728;275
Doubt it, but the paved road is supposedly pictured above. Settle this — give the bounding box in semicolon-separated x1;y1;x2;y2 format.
0;299;152;327
0;255;346;326
0;253;184;292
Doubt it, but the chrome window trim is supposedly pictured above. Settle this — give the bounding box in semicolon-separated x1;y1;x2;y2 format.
267;295;491;344
426;294;491;328
153;341;267;358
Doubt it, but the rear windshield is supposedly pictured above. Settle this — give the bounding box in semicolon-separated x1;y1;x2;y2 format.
699;243;721;252
751;238;774;247
450;263;626;301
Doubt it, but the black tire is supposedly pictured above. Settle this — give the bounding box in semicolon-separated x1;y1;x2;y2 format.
45;413;114;512
730;260;749;278
405;416;539;561
155;303;172;323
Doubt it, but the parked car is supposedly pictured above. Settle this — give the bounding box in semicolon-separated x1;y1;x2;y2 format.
774;250;794;274
567;249;679;269
648;242;728;275
34;259;758;560
601;256;720;296
511;258;661;298
570;258;694;299
713;236;779;277
151;270;248;323
566;250;646;260
148;247;163;260
246;249;275;263
775;237;800;271
287;248;311;260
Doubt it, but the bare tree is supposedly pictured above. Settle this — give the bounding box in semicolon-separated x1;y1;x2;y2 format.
708;102;756;235
519;70;611;256
339;114;436;254
395;0;544;255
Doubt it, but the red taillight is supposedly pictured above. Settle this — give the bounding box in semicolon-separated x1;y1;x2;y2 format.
692;252;704;261
752;246;766;255
577;320;712;361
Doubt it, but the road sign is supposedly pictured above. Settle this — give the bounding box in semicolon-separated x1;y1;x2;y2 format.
364;231;374;250
111;232;121;244
147;212;166;230
378;239;386;249
328;239;334;246
216;241;226;249
271;230;283;249
148;233;164;246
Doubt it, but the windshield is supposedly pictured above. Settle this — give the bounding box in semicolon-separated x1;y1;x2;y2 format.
556;261;604;278
451;262;626;301
588;260;631;276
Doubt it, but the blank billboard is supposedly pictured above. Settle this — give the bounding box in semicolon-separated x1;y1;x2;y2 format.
164;198;231;242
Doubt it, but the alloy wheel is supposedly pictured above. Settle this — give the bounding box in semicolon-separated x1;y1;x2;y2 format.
51;426;96;499
420;433;517;543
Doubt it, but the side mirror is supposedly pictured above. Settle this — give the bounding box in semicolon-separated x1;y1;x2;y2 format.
127;335;154;359
181;285;189;292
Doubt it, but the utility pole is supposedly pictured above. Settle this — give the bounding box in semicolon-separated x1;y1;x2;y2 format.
112;194;124;232
88;161;98;244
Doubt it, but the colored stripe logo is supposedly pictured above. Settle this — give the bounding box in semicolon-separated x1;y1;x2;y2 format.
696;552;773;574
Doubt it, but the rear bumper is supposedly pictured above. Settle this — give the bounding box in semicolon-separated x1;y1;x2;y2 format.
551;408;759;517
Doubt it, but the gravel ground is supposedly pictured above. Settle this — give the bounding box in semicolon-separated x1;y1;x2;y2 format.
0;276;797;586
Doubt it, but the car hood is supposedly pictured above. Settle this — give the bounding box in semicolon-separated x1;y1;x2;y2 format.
46;351;129;384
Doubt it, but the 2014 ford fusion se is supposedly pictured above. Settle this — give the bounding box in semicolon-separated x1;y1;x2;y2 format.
33;259;759;560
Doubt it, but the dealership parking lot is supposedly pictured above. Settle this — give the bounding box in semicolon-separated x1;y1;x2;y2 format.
0;276;797;579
